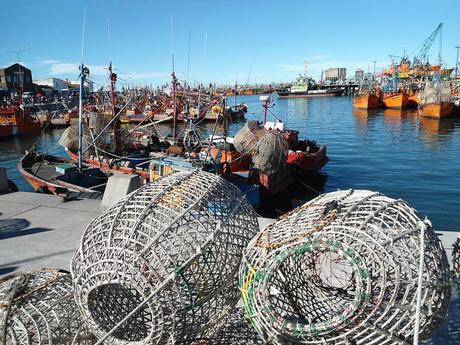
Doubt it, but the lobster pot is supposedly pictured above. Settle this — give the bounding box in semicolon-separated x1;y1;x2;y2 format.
72;170;259;344
189;307;264;345
240;190;451;345
252;132;288;175
0;268;95;345
453;237;460;284
233;121;265;155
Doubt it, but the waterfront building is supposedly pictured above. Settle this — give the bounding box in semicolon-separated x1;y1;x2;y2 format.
0;63;33;93
33;78;69;95
325;67;347;81
355;69;364;80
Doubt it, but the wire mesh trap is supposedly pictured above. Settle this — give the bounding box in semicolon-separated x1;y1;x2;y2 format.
240;189;451;345
453;237;460;287
188;307;265;345
71;170;259;344
0;268;95;345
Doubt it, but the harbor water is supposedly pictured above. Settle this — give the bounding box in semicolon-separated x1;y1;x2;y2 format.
1;94;460;231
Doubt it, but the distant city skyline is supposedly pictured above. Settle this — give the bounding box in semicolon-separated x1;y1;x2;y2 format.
0;0;459;88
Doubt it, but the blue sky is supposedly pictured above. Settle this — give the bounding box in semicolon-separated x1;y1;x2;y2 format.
1;0;459;88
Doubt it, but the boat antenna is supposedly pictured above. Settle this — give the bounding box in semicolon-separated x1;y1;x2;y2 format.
107;17;111;62
170;14;177;142
246;56;256;84
78;5;87;170
197;33;208;119
186;31;191;86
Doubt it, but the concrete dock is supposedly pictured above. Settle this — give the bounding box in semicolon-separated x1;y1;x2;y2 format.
0;191;458;343
1;191;458;274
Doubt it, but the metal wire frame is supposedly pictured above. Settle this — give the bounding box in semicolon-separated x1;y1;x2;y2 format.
0;268;95;345
453;237;460;288
240;189;451;345
187;307;265;345
71;170;259;344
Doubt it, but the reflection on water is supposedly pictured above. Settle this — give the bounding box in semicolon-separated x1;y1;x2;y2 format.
419;116;460;146
1;95;460;230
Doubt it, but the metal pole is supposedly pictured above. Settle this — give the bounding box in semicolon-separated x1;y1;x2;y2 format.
455;45;460;79
413;220;427;345
78;64;86;170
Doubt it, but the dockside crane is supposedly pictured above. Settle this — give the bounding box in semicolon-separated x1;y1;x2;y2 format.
412;23;443;67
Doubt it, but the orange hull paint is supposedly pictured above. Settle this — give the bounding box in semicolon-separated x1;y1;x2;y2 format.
383;93;409;109
407;93;420;107
353;94;380;109
420;102;454;119
0;122;41;137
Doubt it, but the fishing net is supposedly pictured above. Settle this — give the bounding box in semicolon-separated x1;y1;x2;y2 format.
0;268;95;345
189;307;264;345
59;112;127;158
71;170;259;344
240;189;451;345
252;131;289;175
453;237;460;287
421;80;452;104
233;121;265;155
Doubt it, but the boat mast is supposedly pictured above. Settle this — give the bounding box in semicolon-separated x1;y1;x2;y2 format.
172;69;177;142
78;64;89;170
109;62;117;116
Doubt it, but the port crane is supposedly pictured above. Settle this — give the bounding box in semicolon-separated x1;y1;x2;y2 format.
412;23;443;66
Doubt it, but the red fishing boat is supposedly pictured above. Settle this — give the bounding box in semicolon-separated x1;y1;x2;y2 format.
0;104;41;137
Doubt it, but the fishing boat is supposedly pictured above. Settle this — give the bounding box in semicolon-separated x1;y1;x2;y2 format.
20;64;115;198
232;95;328;197
419;80;455;118
382;92;409;109
353;93;380;109
18;150;109;198
277;74;343;98
0;104;41;137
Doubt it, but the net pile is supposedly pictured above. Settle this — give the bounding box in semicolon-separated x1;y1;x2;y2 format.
240;189;451;344
59;112;118;157
234;121;289;174
421;80;452;105
233;121;265;155
252;132;289;175
0;268;95;345
453;237;460;286
71;170;259;344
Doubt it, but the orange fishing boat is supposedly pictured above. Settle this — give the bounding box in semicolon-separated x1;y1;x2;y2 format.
420;102;454;118
0;105;41;137
353;93;380;109
407;91;420;108
382;92;409;109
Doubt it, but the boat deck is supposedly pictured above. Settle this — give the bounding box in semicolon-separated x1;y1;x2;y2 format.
30;161;62;181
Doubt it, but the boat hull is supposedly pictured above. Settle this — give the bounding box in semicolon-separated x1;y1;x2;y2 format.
278;90;344;98
420;102;455;119
383;93;409;109
353;94;380;109
0;123;41;137
407;93;420;108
